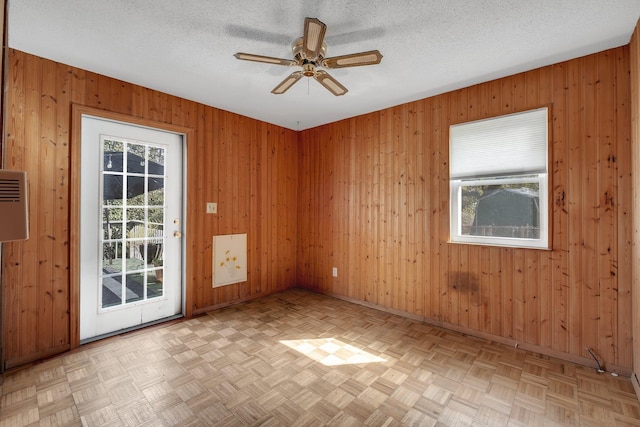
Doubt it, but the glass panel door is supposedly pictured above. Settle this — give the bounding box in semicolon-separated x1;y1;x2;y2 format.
80;115;183;342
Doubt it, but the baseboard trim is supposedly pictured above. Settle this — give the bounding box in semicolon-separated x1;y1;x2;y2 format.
3;343;71;371
192;287;289;315
312;288;633;377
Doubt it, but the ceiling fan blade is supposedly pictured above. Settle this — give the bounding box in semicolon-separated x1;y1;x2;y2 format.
302;17;327;60
271;71;304;94
314;70;348;96
234;52;297;66
322;50;383;68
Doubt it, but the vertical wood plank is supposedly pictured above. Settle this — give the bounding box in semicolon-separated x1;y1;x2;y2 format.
596;50;617;365
411;101;424;317
37;58;56;352
566;56;584;357
551;61;570;354
630;24;640;376
615;44;633;369
581;53;600;360
380;109;392;308
53;62;71;348
21;52;41;357
435;95;449;325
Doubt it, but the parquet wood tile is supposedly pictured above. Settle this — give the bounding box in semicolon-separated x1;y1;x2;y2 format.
1;289;640;426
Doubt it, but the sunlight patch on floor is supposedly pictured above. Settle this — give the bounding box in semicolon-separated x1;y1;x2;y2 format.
280;338;386;366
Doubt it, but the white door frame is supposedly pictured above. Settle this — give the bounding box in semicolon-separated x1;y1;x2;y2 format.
70;105;193;348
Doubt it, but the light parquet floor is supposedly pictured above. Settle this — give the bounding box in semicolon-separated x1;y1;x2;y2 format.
1;289;640;426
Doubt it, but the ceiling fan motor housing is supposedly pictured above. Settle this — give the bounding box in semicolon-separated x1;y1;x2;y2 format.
302;62;316;76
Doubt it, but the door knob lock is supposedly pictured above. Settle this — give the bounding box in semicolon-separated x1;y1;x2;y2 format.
173;231;182;238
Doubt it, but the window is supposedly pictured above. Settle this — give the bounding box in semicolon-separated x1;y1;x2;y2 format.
449;107;549;249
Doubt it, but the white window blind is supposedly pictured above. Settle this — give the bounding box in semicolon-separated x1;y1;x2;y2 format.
450;107;548;180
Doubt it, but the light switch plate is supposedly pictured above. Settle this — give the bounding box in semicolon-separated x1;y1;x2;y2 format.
206;202;217;214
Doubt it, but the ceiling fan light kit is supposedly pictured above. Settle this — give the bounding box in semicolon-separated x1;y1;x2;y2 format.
234;17;383;96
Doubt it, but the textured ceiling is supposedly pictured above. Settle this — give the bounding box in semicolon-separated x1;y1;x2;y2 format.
8;1;640;130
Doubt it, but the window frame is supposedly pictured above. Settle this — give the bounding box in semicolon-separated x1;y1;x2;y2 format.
449;107;551;250
450;174;549;249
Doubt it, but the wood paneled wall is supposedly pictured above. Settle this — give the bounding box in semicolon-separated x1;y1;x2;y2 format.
298;46;633;372
631;21;640;388
1;44;635;372
1;49;298;369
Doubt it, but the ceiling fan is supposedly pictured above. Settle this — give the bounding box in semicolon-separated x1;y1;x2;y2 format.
234;17;383;96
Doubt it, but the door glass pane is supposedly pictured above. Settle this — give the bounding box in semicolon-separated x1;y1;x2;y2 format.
102;235;123;308
102;241;122;273
102;276;123;308
125;272;144;304
100;137;167;310
148;208;164;233
147;268;163;299
103;208;123;239
148;146;165;171
127;176;147;205
148;179;165;206
104;139;124;172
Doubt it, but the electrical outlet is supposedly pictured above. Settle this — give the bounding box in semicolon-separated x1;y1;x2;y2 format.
206;202;217;214
332;267;338;277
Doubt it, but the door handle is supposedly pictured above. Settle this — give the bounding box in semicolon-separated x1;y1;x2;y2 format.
173;231;182;238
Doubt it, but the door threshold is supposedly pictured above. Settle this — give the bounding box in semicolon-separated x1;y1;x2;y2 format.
80;314;184;345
